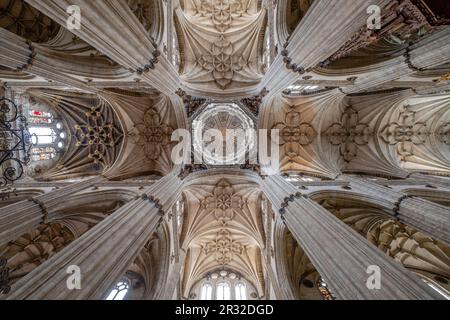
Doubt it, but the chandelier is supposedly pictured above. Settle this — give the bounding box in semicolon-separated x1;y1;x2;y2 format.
0;97;33;186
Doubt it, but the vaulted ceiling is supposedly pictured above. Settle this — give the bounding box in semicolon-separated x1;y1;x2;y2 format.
180;175;265;297
1;0;450;299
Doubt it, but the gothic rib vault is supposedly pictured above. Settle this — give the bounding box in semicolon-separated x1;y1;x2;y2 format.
0;0;450;301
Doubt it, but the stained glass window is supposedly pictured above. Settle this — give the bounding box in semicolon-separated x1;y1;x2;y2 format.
28;110;53;124
235;282;247;300
22;102;66;162
200;283;213;300
193;270;257;300
31;147;56;161
106;280;130;300
29;127;57;145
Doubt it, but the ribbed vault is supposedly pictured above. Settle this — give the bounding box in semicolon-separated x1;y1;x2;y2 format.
180;175;266;298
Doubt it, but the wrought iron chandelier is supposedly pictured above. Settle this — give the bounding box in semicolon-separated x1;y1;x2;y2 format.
0;97;33;186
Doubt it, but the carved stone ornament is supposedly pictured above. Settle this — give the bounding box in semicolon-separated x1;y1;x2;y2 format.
324;106;371;162
201;179;244;226
131;107;174;161
203;229;244;265
380;109;429;161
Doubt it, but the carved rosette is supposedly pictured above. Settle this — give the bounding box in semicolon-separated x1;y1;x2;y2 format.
131;107;174;161
324;107;371;162
74;106;123;166
272;109;317;161
198;36;246;89
201;179;244;226
380;109;429;161
203;229;244;265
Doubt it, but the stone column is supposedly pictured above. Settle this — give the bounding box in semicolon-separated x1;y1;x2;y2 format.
261;197;285;299
166;0;174;66
409;173;450;189
262;256;285;300
344;27;450;93
263;0;276;66
259;174;441;299
5;169;184;300
155;250;186;300
260;0;390;96
341;175;450;246
0;176;105;246
152;202;185;300
25;0;181;96
0;28;96;93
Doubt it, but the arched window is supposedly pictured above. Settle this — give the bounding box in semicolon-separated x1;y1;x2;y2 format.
17;95;66;162
235;282;247;300
106;280;130;300
28;121;66;162
29;127;57;145
216;282;231;300
29;123;65;162
200;283;213;300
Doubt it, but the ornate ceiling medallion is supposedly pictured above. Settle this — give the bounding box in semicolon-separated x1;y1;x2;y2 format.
74;105;123;166
197;36;246;89
201;179;244;225
192;102;255;165
203;229;244;265
197;0;246;32
324;106;371;162
380;109;429;161
131;107;174;161
272;108;316;162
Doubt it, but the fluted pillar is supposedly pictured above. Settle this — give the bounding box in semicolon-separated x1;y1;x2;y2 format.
263;257;285;300
341;175;450;246
259;174;441;299
409;173;450;189
25;0;181;96
155;250;186;300
344;27;450;93
0;176;105;245
0;28;96;92
260;0;390;96
5;169;184;300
